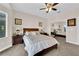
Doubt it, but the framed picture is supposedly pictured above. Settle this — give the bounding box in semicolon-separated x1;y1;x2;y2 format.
67;18;76;26
15;18;22;25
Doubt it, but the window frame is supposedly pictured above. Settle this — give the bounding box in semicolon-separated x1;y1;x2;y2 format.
0;11;8;39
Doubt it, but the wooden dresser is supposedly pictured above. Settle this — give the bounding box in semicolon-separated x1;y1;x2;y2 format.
12;35;23;45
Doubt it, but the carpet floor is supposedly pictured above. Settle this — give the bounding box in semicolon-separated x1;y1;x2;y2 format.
0;36;79;56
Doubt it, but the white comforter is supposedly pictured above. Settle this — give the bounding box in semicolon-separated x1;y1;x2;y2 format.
23;34;59;56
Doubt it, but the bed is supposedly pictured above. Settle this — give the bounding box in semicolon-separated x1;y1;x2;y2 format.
23;28;59;56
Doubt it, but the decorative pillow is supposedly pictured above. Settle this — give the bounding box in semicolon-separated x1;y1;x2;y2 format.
25;32;29;35
25;31;40;36
36;31;40;35
30;32;36;35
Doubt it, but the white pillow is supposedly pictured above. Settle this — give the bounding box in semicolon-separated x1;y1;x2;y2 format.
25;31;40;36
25;32;29;35
36;31;40;35
30;32;36;35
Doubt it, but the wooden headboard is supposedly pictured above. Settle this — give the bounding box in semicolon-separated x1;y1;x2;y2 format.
23;28;39;33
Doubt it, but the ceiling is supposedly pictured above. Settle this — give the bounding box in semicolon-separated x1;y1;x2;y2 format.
11;3;79;20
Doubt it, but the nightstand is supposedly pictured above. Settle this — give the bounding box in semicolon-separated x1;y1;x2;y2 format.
12;35;23;45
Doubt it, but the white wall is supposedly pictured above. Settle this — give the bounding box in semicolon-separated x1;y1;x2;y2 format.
13;11;48;35
66;18;79;45
0;4;13;52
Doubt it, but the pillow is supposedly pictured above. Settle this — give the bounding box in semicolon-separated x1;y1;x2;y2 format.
25;31;40;36
36;31;40;35
30;32;36;35
25;32;29;35
25;32;36;36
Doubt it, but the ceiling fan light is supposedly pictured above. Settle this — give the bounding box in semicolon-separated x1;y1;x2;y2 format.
49;8;52;12
45;8;48;11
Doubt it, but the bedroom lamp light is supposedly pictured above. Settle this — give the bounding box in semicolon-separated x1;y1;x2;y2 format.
16;29;20;35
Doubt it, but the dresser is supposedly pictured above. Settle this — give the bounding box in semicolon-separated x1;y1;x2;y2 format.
12;35;23;45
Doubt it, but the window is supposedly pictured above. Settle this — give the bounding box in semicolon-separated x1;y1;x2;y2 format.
0;11;8;38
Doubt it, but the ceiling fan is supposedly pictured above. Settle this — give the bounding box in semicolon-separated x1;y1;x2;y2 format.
40;3;59;13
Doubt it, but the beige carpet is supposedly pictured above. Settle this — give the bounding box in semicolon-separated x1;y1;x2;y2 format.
0;36;79;56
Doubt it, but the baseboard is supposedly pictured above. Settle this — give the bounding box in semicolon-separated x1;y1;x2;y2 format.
0;44;12;52
66;41;79;45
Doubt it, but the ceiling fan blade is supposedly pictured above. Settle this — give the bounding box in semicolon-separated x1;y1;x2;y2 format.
52;8;57;11
45;3;48;6
52;3;59;6
40;8;46;10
